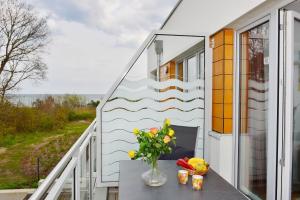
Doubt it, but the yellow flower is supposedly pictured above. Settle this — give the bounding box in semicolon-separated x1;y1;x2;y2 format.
128;150;135;159
163;135;171;143
150;127;158;135
133;128;139;136
164;118;171;126
168;129;175;137
148;132;154;138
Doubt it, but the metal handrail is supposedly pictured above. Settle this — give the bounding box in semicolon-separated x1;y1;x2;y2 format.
44;158;78;200
29;119;96;200
96;31;156;113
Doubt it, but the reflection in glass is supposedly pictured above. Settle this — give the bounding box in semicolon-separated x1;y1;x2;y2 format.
187;56;197;82
239;22;269;200
80;144;90;200
177;62;184;81
292;19;300;200
57;169;74;200
92;137;97;187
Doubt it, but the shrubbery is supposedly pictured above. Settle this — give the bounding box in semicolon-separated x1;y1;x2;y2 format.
87;100;100;107
0;95;98;189
0;95;96;135
68;110;94;121
22;132;80;178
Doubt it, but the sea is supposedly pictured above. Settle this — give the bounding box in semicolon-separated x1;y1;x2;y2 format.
8;94;104;107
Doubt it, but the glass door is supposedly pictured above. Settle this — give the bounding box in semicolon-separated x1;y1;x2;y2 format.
238;22;269;200
281;11;300;200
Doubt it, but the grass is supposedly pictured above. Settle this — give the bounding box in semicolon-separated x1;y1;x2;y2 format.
0;120;91;189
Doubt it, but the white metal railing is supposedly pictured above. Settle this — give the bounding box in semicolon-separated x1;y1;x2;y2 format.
29;119;97;200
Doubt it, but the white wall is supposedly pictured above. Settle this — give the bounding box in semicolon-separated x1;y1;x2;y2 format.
161;0;265;34
208;131;233;183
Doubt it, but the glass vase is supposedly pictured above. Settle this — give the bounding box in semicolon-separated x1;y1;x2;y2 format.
141;160;167;187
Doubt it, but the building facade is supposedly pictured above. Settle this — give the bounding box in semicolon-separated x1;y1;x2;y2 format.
30;0;300;200
144;0;300;199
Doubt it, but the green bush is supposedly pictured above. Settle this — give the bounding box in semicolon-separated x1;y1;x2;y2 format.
62;95;86;108
0;134;16;147
0;102;16;134
15;107;37;132
68;110;94;121
38;114;55;130
87;100;100;107
0;95;95;136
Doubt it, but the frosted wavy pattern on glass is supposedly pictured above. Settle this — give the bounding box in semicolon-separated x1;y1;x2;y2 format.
101;80;204;181
100;35;205;182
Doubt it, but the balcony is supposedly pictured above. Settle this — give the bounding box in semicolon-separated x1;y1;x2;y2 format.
29;31;206;199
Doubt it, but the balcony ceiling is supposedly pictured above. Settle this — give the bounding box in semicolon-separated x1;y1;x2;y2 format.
161;0;266;35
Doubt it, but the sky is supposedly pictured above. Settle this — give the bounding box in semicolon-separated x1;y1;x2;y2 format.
19;0;178;94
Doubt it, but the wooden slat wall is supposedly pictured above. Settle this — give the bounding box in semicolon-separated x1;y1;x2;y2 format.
210;29;233;134
240;32;249;134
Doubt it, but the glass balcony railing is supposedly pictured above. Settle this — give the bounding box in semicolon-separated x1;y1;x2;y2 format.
97;32;205;184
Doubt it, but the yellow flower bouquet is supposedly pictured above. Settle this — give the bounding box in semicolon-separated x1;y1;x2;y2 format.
128;119;176;186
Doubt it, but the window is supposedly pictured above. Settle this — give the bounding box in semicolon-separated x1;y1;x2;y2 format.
177;62;183;81
187;56;197;82
175;51;203;83
238;22;269;200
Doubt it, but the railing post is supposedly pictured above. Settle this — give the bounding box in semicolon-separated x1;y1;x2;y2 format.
75;148;80;200
89;137;93;200
96;106;102;187
91;128;97;200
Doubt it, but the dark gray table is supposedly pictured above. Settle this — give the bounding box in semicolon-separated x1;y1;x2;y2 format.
119;160;248;200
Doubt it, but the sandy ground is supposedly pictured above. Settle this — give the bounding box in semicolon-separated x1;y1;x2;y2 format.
0;189;35;200
0;147;7;155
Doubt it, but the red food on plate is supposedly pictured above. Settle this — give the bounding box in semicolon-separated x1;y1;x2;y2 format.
176;159;194;170
183;157;189;162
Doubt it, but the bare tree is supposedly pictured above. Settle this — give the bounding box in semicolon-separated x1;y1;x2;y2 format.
0;0;49;101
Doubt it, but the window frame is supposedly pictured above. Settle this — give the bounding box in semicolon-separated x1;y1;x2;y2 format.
279;10;300;200
176;50;204;83
234;13;279;200
186;54;198;82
